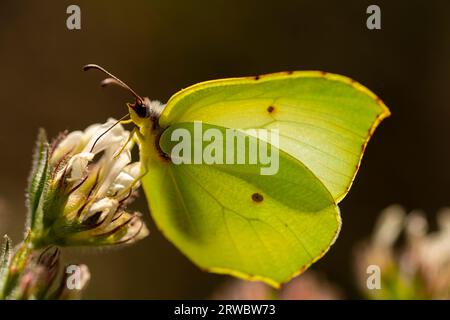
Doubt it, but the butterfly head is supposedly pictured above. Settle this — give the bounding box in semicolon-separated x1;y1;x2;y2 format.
130;98;151;118
83;64;163;128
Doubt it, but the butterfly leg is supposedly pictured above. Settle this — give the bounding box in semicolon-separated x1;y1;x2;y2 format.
113;127;138;159
113;128;150;198
132;129;149;176
119;119;134;125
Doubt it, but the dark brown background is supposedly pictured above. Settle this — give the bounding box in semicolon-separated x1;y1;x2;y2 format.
0;0;449;299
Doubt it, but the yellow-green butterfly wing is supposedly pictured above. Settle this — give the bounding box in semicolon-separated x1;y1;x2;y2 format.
139;71;389;286
159;72;390;202
142;123;340;287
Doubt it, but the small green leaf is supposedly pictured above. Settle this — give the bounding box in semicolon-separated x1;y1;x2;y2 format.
26;129;51;232
0;235;11;270
0;234;32;299
0;235;12;297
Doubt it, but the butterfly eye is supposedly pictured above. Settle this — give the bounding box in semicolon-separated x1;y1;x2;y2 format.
134;103;150;118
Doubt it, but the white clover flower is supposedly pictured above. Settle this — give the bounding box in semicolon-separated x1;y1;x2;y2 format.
27;119;149;248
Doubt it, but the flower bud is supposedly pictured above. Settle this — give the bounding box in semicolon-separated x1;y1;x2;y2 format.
0;235;90;299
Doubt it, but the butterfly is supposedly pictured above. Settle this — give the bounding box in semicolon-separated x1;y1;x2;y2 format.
84;64;390;287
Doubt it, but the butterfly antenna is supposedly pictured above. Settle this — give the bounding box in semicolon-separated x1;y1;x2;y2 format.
89;113;130;153
83;64;143;103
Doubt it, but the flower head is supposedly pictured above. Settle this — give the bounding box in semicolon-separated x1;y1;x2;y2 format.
27;119;149;248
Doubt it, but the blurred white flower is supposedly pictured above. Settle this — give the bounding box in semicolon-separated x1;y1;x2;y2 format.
211;272;342;300
355;205;450;299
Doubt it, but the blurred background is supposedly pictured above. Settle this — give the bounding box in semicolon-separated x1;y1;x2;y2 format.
0;0;449;299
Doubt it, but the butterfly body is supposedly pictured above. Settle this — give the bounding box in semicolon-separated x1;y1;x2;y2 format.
86;65;389;287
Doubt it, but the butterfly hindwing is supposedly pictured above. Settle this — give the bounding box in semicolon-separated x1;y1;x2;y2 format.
141;123;340;286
